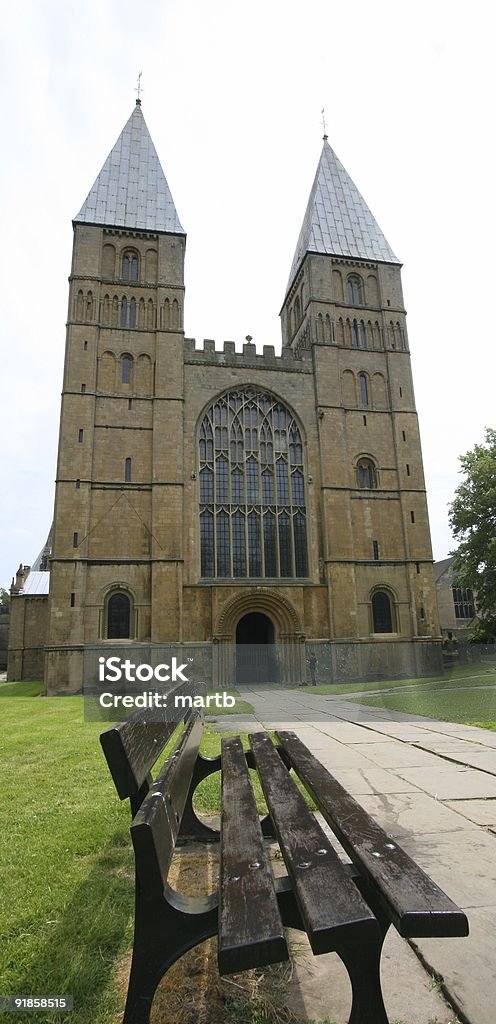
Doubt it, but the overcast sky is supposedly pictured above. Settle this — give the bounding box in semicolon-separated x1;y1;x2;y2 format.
0;0;494;590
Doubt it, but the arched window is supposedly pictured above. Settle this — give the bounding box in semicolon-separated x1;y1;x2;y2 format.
121;355;133;384
122;252;138;282
356;458;377;489
351;319;359;348
199;389;308;579
107;592;131;639
358;373;369;406
125;457;132;482
129;297;136;328
372;590;395;633
347;275;363;304
120;297;128;328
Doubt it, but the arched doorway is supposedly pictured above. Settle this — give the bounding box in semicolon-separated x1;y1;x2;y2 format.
236;612;276;684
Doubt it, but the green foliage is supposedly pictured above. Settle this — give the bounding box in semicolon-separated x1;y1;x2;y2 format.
0;586;10;609
449;427;496;634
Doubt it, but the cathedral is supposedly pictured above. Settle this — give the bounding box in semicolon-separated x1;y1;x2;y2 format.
8;100;442;691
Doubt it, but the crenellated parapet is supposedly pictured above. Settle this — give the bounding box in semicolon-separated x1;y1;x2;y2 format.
183;338;312;372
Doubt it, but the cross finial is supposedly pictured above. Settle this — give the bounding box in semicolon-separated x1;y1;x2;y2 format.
135;70;143;105
321;107;328;142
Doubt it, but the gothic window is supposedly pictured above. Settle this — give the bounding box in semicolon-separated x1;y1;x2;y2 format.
358;373;369;406
452;586;475;619
107;592;131;639
356;458;377;489
122;251;139;282
372;590;395;633
199;389;308;578
347;275;363;304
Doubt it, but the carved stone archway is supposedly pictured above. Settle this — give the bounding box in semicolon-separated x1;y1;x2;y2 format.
213;589;305;686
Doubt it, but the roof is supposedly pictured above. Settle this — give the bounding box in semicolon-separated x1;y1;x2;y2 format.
20;572;50;596
74;102;185;234
286;138;400;295
434;557;454;583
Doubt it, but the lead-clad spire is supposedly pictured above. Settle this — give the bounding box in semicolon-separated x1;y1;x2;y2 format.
286;139;399;293
74;103;184;234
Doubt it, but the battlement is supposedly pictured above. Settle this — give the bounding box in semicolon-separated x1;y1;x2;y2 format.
183;338;311;371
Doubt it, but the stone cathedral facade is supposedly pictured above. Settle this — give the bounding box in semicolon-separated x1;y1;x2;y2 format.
8;101;441;691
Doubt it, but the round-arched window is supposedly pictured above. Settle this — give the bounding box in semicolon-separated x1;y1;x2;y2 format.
372;590;395;633
199;389;308;579
107;593;131;639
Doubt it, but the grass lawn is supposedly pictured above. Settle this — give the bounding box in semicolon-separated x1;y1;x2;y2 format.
347;665;496;728
293;661;496;696
0;683;260;1024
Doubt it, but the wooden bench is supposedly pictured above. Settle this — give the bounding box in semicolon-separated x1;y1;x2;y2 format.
100;709;469;1024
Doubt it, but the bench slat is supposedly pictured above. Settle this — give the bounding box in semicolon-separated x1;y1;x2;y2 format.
218;737;288;974
130;716;204;900
100;712;179;800
249;732;379;955
277;730;469;939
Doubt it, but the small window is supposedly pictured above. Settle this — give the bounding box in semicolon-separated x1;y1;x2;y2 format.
406;463;410;476
83;340;88;351
373;540;379;560
402;430;406;442
70;593;76;607
120;297;128;328
81;384;86;393
128;398;132;410
416;562;420;574
359;373;369;406
356;458;376;489
122;355;132;384
122;252;139;282
410;510;415;523
125;457;132;482
399;387;403;397
107;593;131;639
73;532;79;548
347;275;363;304
372;591;394;633
363;415;367;426
129;297;136;328
78;429;83;443
76;479;81;489
352;320;359;348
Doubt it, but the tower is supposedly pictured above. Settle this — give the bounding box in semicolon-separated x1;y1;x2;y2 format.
16;105;440;692
45;101;187;690
280;137;440;673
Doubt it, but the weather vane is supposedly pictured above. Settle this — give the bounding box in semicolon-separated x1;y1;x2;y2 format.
321;107;328;140
135;71;143;103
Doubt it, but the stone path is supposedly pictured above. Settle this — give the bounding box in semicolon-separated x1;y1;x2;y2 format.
213;686;496;1024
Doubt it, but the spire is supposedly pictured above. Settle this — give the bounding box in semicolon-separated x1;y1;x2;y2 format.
74;104;184;234
286;139;399;294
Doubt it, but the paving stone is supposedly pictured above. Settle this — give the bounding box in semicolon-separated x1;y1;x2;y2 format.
356;791;473;837
319;764;418;795
445;798;496;826
285;927;458;1024
400;829;496;908
411;906;496;1024
356;740;444;769
395;764;496;799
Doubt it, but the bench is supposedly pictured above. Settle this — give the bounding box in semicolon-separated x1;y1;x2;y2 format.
100;709;469;1024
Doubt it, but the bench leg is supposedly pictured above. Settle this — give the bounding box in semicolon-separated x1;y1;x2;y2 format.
123;886;218;1024
340;934;390;1024
179;753;222;841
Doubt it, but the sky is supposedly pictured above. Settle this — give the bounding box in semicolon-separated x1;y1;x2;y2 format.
0;0;494;591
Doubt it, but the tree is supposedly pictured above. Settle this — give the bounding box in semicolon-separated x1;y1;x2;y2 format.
0;587;10;610
449;427;496;635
